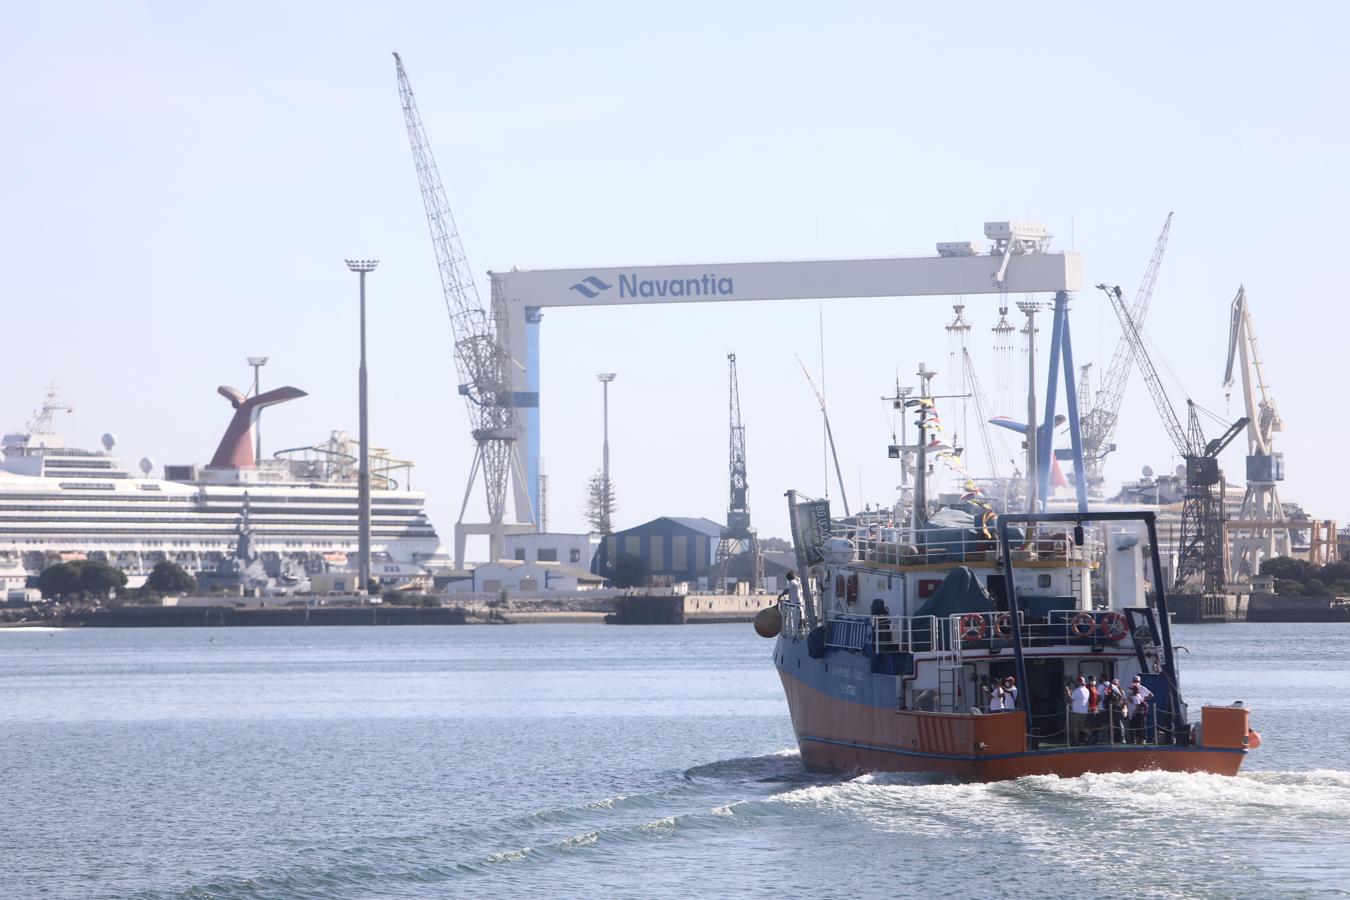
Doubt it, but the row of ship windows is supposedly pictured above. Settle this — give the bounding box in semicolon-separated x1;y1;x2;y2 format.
0;507;426;520
0;527;436;537
0;493;425;505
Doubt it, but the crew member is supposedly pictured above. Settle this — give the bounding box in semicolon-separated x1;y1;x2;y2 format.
778;571;801;606
1066;676;1091;744
1003;676;1018;710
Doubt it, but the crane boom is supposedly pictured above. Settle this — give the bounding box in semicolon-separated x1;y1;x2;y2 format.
395;52;529;568
1097;283;1189;457
1080;213;1173;486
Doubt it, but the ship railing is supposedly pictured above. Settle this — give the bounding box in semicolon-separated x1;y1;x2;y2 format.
836;526;1098;568
943;610;1135;651
1031;702;1183;750
778;599;807;637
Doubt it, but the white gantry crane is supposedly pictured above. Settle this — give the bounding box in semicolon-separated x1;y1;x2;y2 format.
395;53;533;568
1078;213;1173;495
1223;287;1290;579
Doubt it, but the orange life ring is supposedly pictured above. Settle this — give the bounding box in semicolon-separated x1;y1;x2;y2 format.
960;613;987;644
1099;611;1129;642
1070;612;1096;637
994;612;1013;638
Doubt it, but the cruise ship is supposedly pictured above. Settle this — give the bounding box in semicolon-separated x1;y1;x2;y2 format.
0;387;442;579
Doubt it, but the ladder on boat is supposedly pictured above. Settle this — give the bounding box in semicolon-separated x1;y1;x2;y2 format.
936;650;963;712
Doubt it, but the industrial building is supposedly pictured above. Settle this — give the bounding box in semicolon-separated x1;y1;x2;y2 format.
594;517;726;586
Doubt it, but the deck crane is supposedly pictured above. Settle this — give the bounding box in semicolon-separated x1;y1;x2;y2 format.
1078;213;1174;495
795;355;851;517
1096;283;1248;592
715;353;764;591
395;53;533;569
1222;287;1291;578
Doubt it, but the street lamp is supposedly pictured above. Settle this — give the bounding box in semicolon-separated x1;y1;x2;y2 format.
247;356;268;462
597;373;616;535
345;258;378;598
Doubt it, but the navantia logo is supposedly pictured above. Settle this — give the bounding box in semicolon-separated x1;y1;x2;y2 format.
569;276;613;299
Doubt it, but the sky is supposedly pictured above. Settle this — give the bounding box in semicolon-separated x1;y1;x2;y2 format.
3;2;1348;558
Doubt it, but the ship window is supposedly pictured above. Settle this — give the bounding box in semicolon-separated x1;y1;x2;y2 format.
514;549;526;560
537;548;557;562
1037;574;1052;588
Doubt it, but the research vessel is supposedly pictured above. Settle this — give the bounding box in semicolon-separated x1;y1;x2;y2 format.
767;496;1259;781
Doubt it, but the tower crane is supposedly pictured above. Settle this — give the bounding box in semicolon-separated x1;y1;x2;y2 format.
394;53;533;569
1096;284;1248;592
1078;213;1174;494
716;353;763;591
1222;287;1291;578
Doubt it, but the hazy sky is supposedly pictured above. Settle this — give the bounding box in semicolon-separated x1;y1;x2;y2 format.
4;3;1347;557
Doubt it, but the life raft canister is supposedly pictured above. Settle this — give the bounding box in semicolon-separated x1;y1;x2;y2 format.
1099;611;1129;642
1070;611;1097;637
960;613;987;644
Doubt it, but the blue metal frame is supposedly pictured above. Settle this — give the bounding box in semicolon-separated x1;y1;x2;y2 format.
1035;291;1089;514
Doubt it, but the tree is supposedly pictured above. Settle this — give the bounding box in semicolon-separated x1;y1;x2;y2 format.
38;563;83;600
146;561;196;595
80;561;127;599
584;470;617;535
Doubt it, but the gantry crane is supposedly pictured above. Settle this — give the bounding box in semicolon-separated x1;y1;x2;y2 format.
716;353;763;591
1078;213;1174;494
1096;283;1248;592
395;53;533;568
1222;287;1291;578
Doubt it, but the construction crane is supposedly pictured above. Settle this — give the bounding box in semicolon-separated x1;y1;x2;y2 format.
715;353;763;591
1223;287;1291;578
1096;283;1248;592
1078;213;1174;495
395;53;532;568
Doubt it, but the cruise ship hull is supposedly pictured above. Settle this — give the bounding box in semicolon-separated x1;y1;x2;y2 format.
776;634;1247;782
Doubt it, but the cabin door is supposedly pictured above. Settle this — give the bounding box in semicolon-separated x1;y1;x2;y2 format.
1023;658;1065;746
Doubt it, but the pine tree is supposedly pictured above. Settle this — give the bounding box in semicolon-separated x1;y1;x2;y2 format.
584;469;617;535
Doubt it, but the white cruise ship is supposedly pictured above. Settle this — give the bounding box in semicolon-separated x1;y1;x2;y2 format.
0;387;442;578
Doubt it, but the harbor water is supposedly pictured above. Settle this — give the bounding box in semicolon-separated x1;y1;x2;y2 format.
3;622;1349;899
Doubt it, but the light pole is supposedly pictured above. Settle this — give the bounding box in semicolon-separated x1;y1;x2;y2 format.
247;356;268;463
597;373;616;534
345;259;378;598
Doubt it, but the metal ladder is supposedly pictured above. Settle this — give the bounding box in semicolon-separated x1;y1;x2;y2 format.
936;650;963;712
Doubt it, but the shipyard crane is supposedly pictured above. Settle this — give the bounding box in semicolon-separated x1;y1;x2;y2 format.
1078;213;1174;495
1222;287;1291;578
395;53;533;569
1096;283;1248;592
715;353;764;591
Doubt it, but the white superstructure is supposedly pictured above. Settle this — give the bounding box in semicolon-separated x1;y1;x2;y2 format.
0;391;441;577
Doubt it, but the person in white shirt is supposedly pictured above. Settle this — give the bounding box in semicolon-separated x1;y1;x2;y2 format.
1002;676;1018;710
1066;676;1091;744
778;571;801;606
984;677;1004;712
1131;675;1154;703
1127;683;1151;744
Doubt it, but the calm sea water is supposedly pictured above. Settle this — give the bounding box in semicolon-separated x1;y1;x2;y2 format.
3;622;1348;899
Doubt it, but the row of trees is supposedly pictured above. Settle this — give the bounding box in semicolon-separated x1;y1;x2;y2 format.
1260;557;1350;597
37;560;195;602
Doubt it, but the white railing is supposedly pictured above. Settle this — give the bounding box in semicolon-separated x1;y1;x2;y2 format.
831;524;1100;568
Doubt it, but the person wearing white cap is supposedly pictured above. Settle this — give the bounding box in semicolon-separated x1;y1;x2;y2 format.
1002;676;1018;711
1131;674;1154;704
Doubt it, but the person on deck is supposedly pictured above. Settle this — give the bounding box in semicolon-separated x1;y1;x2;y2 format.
1127;684;1150;744
983;676;1004;712
778;571;801;606
1086;676;1102;743
1104;678;1126;743
1002;676;1018;711
1066;676;1091;744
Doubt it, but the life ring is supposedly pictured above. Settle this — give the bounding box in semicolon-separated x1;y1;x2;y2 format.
994;612;1013;638
1070;612;1096;637
959;613;987;644
1099;611;1129;642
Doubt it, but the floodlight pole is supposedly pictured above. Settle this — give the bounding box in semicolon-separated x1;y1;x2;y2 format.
247;356;268;462
345;259;378;599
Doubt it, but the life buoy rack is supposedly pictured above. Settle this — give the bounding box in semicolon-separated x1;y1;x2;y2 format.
960;613;987;644
1099;611;1129;642
1070;611;1096;637
994;612;1013;638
